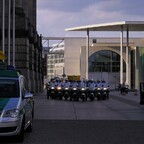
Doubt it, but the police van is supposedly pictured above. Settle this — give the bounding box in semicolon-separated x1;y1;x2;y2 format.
0;63;34;142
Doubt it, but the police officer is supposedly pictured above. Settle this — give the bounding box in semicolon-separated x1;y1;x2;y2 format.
63;79;71;88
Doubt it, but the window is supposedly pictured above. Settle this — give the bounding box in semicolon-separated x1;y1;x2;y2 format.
89;50;126;72
0;79;19;98
20;77;29;97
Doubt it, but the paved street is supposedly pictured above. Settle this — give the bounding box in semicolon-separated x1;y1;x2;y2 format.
34;90;144;120
1;90;144;144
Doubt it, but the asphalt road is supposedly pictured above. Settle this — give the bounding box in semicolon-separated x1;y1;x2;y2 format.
1;91;144;144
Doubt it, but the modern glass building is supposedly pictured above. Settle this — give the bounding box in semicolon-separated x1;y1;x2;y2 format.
43;36;144;90
64;37;144;90
65;21;144;90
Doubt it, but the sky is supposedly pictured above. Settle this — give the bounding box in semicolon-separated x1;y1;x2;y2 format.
37;0;144;38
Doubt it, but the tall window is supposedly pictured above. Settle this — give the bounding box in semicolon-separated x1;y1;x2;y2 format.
89;50;126;72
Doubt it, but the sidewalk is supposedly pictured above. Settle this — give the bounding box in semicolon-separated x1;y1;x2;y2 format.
110;90;144;108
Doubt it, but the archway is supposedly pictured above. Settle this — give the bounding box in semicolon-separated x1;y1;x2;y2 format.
88;50;126;88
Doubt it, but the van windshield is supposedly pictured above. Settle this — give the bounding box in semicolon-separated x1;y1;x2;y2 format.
0;79;19;98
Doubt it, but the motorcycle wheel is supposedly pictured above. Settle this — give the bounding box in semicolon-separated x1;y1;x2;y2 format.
107;94;109;99
97;94;101;100
47;91;49;99
90;97;94;101
76;97;79;101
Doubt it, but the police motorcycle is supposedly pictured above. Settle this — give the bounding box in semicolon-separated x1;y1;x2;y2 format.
101;80;110;100
87;80;95;101
63;79;71;100
47;80;56;99
79;80;88;102
70;81;79;101
120;83;128;95
95;80;102;100
55;79;63;100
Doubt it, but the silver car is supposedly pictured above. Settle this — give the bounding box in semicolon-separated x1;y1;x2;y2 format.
0;69;34;142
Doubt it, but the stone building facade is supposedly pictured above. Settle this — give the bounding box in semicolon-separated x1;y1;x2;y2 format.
0;0;44;93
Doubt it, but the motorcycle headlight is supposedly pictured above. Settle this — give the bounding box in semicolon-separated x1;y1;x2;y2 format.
57;87;61;90
97;88;101;90
3;109;19;118
81;88;85;91
103;88;107;90
65;88;68;90
51;87;55;89
73;88;77;90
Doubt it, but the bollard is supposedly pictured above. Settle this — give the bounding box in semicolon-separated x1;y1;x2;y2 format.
134;89;138;96
140;83;144;105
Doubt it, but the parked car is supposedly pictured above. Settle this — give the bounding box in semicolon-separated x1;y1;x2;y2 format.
0;66;34;142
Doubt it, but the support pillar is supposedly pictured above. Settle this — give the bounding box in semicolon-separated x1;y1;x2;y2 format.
120;26;123;84
126;27;131;88
86;29;89;80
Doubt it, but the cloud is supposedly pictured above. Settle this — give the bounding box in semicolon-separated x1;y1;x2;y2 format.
81;0;144;23
37;0;144;37
37;0;105;12
37;9;75;36
116;0;144;16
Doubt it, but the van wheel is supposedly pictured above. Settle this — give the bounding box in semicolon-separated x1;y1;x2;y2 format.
27;114;33;132
16;118;25;142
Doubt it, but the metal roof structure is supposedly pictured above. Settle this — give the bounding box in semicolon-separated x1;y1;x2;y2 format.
65;21;144;32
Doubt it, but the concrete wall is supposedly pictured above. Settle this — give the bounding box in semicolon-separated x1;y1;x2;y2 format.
65;38;87;76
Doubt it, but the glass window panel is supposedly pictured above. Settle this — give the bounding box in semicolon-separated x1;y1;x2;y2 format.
89;50;126;73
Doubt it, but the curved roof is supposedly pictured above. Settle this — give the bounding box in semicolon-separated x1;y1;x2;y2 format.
65;21;144;32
